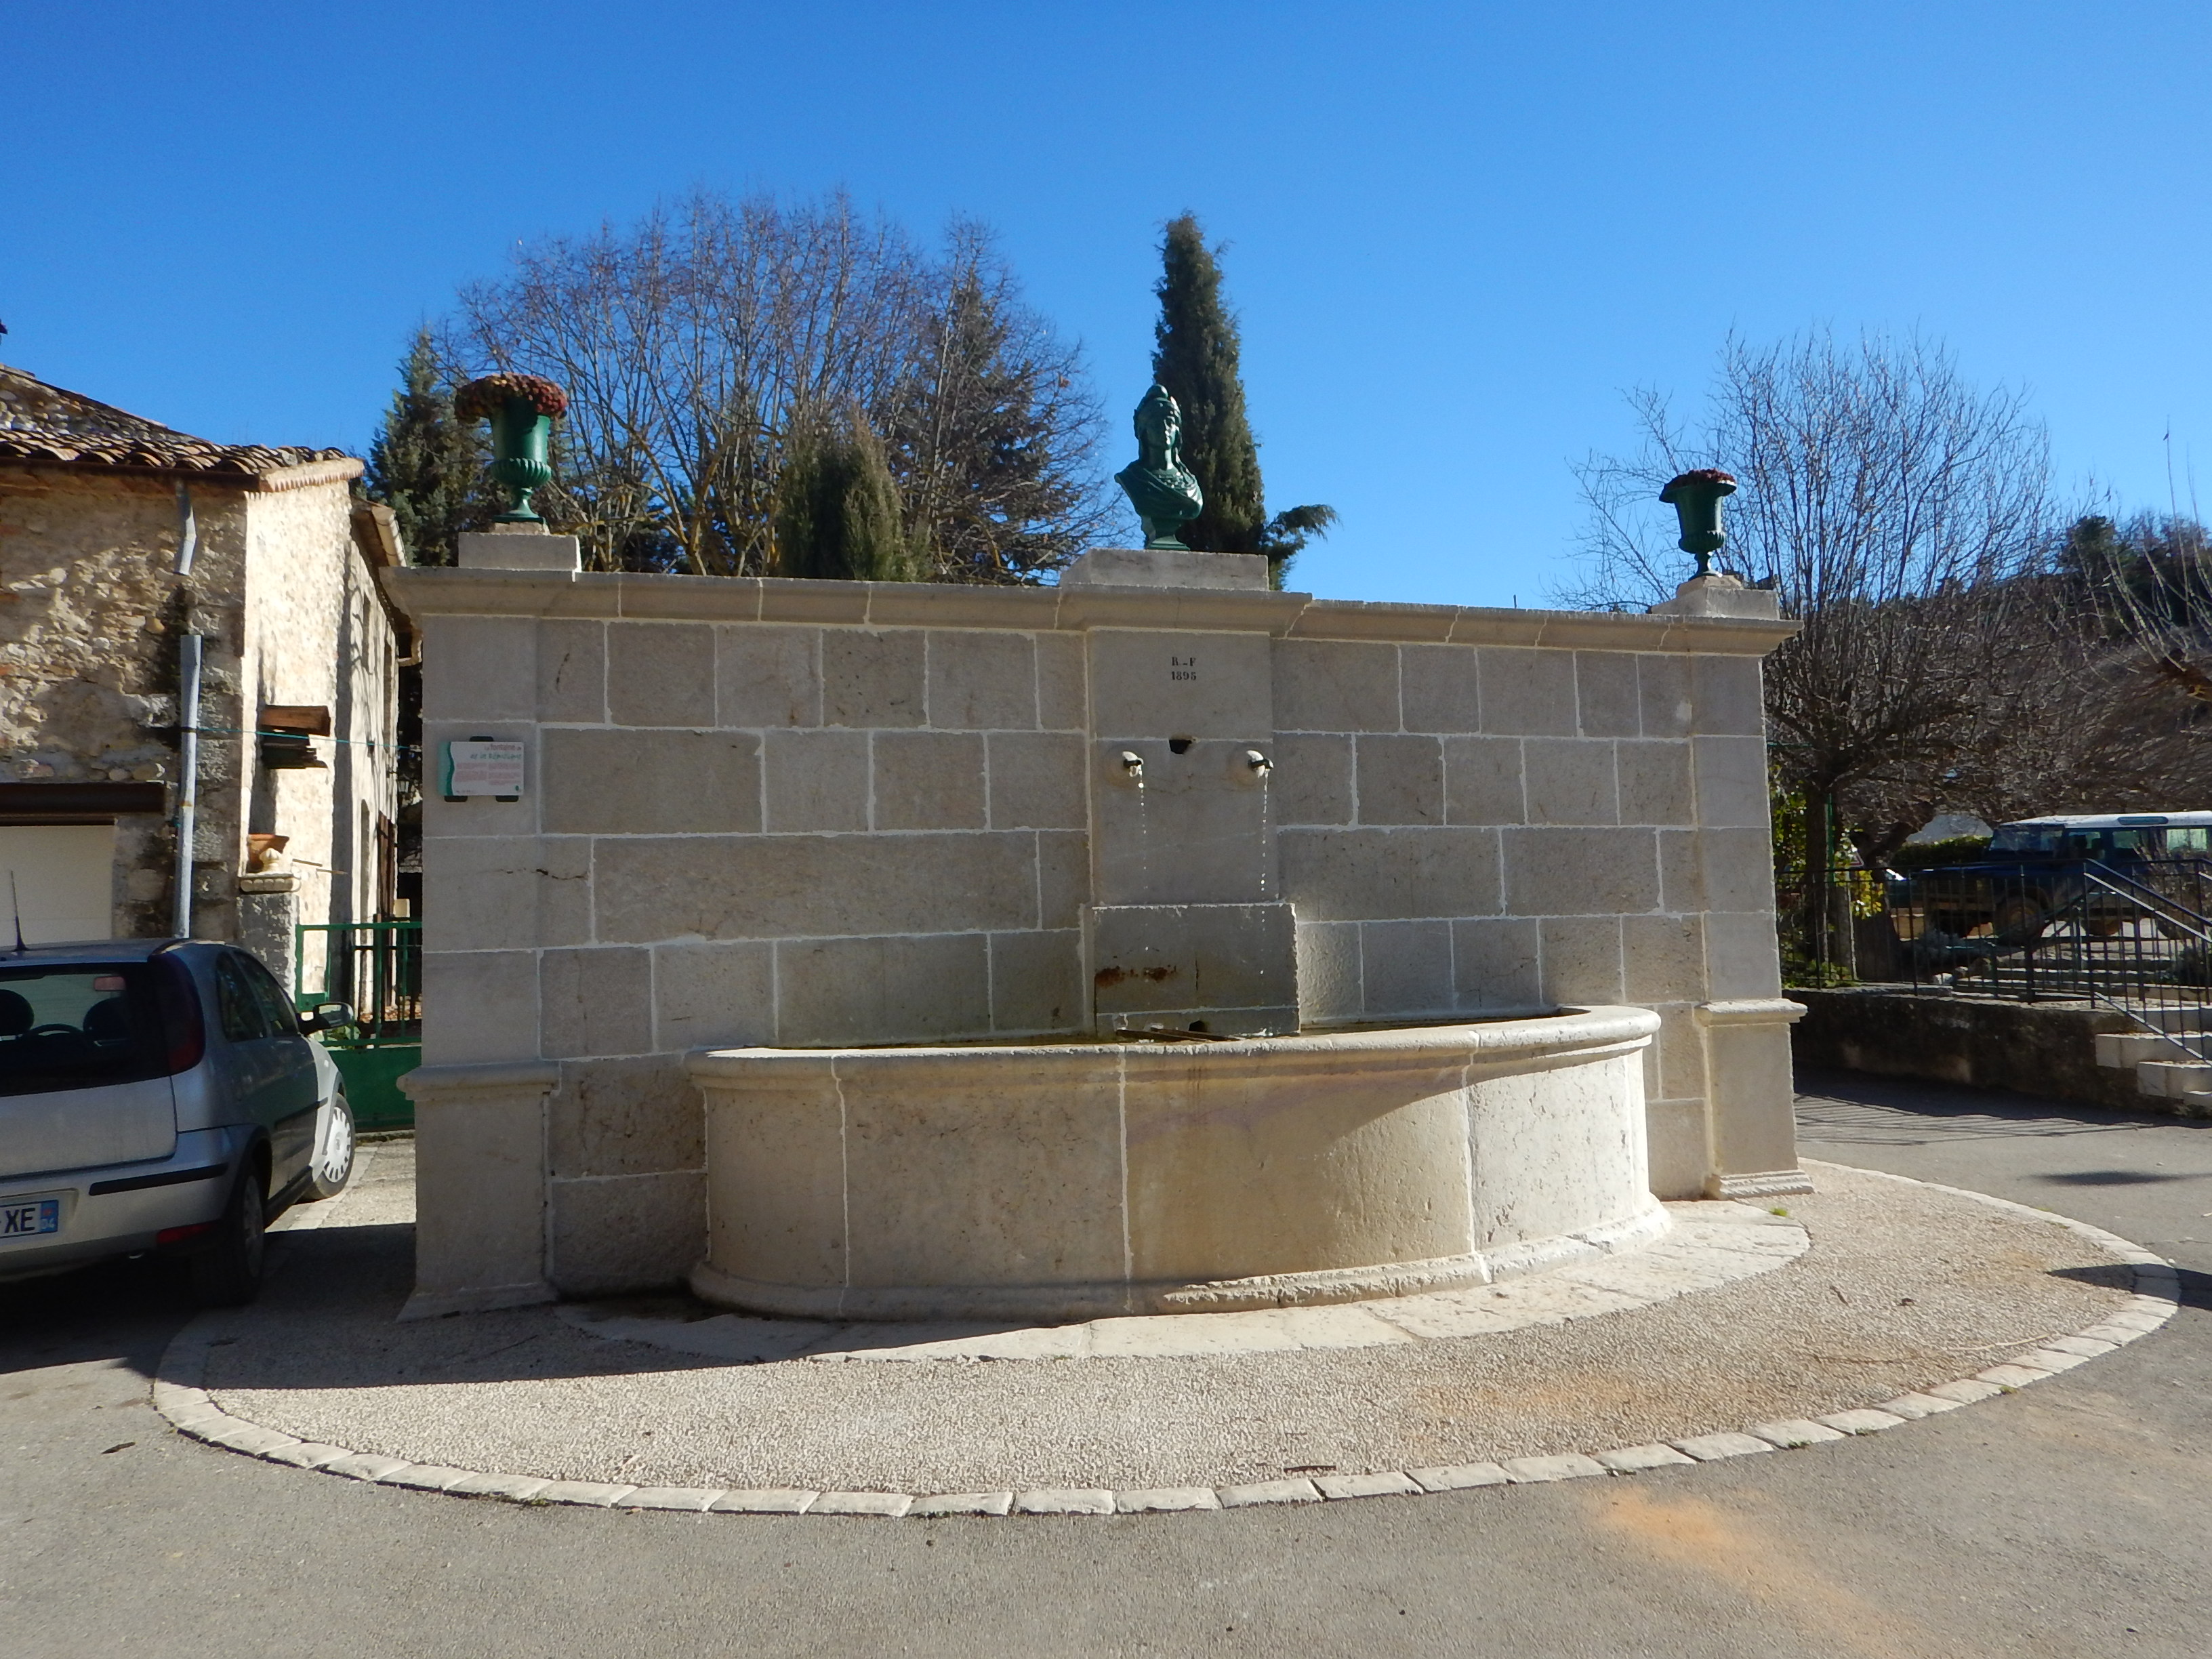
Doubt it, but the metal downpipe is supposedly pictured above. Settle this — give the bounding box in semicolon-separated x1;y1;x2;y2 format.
171;484;201;941
172;632;201;941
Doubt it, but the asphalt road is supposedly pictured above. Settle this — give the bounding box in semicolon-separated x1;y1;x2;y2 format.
3;1071;2206;1659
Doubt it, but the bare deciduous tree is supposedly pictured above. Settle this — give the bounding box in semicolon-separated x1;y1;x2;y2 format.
1565;331;2055;958
437;190;1111;579
1982;514;2212;816
886;223;1115;583
1799;517;2212;843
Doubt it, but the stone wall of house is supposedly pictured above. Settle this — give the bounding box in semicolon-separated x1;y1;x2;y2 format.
238;480;400;988
390;563;1806;1304
0;469;251;937
0;466;395;966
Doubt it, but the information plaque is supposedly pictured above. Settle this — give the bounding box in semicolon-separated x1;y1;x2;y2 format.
443;739;525;800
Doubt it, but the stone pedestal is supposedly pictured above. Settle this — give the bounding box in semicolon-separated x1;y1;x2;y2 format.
1695;997;1813;1197
234;872;298;990
398;1060;559;1319
1650;573;1782;619
1060;546;1271;590
457;529;581;573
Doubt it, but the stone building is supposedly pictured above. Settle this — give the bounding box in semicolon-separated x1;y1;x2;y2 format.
0;362;403;984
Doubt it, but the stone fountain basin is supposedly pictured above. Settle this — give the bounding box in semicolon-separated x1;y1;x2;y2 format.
688;1006;1665;1323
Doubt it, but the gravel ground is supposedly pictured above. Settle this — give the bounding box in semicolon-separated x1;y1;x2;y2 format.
209;1154;2135;1492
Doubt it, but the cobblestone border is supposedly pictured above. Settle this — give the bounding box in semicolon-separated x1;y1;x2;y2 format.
152;1168;2181;1518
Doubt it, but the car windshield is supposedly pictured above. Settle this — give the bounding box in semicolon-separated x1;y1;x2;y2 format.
0;963;170;1098
1990;825;2061;855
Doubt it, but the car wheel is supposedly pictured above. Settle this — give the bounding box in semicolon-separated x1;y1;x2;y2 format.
305;1089;355;1202
190;1164;267;1307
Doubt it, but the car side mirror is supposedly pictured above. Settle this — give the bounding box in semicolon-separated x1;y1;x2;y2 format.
300;1001;354;1035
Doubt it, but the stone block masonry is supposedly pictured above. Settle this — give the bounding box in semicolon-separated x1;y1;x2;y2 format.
388;560;1805;1311
1790;987;2156;1113
1;462;398;970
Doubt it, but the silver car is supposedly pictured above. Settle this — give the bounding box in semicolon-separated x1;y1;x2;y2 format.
0;939;355;1303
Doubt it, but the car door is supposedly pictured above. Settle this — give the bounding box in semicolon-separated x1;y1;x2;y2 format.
209;952;278;1143
239;954;320;1187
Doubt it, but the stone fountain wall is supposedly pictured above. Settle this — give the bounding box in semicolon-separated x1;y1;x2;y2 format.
385;548;1805;1317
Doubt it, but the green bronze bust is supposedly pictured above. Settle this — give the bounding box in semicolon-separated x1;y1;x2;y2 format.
1115;383;1205;550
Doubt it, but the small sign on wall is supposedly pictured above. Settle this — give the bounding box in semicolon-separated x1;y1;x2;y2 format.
443;739;525;802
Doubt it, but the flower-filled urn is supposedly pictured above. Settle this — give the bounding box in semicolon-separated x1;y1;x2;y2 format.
1659;468;1738;579
455;373;569;523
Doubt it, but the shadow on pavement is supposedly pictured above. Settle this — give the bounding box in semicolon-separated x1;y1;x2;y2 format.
1795;1067;2189;1142
201;1216;783;1391
2036;1168;2200;1185
0;1252;195;1380
2055;1259;2209;1310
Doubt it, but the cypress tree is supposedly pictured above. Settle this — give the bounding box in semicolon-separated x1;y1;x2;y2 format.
773;411;916;581
362;327;491;565
1149;214;1335;584
1151;216;1263;554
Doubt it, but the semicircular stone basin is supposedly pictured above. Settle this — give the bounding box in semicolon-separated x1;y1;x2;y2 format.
688;1006;1666;1323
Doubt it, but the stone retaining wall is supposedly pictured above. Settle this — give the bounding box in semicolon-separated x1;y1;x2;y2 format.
1790;987;2147;1111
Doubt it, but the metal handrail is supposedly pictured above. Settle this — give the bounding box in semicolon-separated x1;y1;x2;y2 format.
2075;861;2212;946
2038;868;2211;1062
1885;858;2212;1062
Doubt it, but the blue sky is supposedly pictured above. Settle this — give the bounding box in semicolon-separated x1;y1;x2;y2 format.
7;3;2209;606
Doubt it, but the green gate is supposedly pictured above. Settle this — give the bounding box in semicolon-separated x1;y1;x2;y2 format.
295;920;422;1132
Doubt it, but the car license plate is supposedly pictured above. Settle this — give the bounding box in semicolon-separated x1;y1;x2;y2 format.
1;1197;62;1241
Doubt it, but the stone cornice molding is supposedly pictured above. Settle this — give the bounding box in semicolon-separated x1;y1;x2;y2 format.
687;1006;1662;1089
381;567;1802;656
1694;998;1810;1027
399;1061;560;1099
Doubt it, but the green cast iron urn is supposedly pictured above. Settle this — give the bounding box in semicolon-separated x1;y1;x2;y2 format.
455;373;569;523
1658;468;1738;579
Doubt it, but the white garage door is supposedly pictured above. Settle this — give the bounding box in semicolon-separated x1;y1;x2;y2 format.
0;824;118;943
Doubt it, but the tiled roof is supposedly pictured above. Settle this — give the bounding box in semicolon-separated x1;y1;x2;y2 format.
0;363;359;485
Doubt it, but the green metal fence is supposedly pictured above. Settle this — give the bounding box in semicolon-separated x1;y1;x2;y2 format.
295;920;422;1131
